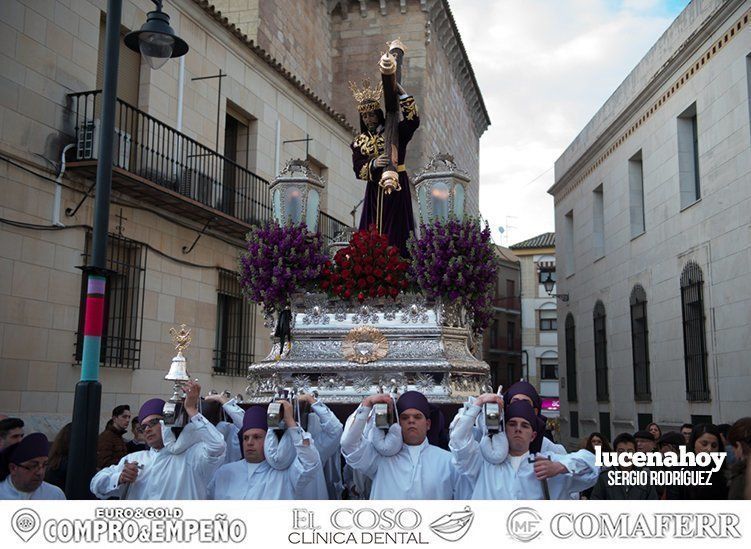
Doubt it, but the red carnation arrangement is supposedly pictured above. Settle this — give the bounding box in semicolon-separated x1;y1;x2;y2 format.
322;225;409;302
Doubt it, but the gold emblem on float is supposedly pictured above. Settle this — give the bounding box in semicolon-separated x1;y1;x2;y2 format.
342;326;388;364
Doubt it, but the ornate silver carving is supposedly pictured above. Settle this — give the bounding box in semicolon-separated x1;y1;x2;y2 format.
302;304;330;325
352;375;374;393
320;374;348;391
292;374;312;393
352;304;379;324
414;372;436;392
401;301;429;324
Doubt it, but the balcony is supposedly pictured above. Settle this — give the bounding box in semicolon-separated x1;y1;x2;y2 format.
493;296;521;312
66;91;349;243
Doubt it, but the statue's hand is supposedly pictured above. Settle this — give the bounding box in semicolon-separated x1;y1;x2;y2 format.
373;154;389;168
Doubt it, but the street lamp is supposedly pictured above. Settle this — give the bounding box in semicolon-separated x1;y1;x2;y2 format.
124;0;189;70
542;271;569;302
67;0;188;500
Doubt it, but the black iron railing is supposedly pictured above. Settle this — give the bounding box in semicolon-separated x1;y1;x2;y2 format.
68;90;272;225
319;211;350;243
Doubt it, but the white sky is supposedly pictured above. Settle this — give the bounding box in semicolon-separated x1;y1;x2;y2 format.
450;0;690;246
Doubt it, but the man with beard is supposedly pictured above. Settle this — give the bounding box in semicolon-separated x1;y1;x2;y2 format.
0;433;65;499
97;405;131;468
450;399;597;499
90;381;225;499
208;401;322;499
0;418;24;451
340;390;457;499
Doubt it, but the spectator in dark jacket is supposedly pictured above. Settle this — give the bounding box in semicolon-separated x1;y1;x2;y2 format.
591;433;658;500
727;417;751;500
96;405;131;469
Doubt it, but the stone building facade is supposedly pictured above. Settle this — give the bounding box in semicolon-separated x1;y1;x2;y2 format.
509;233;559;420
481;246;522;390
549;0;751;447
0;0;487;434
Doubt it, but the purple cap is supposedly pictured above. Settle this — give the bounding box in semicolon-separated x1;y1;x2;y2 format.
396;391;430;419
138;398;166;422
7;433;50;464
242;406;268;433
505;381;542;411
505;401;539;432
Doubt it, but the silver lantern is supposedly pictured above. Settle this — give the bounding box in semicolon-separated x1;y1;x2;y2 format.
413;153;470;224
270;159;326;231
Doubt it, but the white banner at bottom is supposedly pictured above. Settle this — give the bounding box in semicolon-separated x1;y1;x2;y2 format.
1;500;748;548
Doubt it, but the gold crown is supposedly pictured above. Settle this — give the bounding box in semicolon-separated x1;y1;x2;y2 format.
349;79;383;113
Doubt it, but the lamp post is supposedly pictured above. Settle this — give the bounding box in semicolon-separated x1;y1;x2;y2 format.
542;271;569;302
66;0;188;499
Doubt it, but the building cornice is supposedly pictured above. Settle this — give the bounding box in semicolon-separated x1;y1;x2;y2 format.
429;0;491;137
549;0;749;202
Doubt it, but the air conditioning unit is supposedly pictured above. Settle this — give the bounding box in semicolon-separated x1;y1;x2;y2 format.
76;119;131;170
180;168;214;205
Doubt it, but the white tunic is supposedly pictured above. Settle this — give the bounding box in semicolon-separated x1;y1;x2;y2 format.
298;400;344;500
341;405;457;500
90;413;226;500
0;477;65;500
208;427;321;499
450;405;598;500
216;399;245;464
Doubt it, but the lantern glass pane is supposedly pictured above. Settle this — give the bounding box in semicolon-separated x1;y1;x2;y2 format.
286;186;304;224
418;185;428;224
306;189;320;230
431;181;450;221
454;184;465;220
273;188;282;222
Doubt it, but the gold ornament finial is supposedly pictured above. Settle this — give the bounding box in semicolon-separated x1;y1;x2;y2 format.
169;324;192;353
349;78;383;113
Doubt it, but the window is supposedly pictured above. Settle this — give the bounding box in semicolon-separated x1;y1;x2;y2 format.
214;269;256;376
538;268;556;284
564;210;574;276
681;261;709;401
540;357;558;380
629;150;645;237
599;412;611;442
691;414;712;426
75;233;147;369
506;279;516;298
593;300;609;402
593;184;605;259
630;285;651;400
678;103;701;208
564;313;577;402
637;413;653;430
570;411;579;439
539;309;557;331
489;320;499;348
506;321;516;350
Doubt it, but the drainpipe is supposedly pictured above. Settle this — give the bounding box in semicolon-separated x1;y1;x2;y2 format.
176;56;185;131
173;56;185;180
274;118;281;176
53;144;76;226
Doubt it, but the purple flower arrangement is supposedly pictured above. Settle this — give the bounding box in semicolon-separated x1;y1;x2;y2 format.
239;221;329;314
407;217;501;334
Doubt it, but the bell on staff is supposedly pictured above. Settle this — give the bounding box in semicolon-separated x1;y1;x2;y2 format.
165;352;190;382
